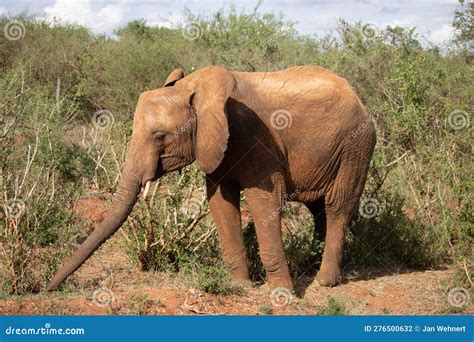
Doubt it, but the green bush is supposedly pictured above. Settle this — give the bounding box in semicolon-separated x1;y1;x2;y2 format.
0;67;85;294
318;295;348;315
193;263;237;295
0;5;472;295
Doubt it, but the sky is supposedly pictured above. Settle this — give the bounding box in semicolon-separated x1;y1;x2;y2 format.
0;0;464;45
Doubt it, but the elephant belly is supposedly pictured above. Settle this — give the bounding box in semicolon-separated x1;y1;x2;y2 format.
284;126;346;202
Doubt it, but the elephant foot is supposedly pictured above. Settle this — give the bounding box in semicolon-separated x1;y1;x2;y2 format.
230;272;251;287
316;263;341;287
267;275;294;292
227;266;251;284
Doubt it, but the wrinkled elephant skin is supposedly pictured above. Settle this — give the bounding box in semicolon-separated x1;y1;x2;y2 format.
48;66;376;292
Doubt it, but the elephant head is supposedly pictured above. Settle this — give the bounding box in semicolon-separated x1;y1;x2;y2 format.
47;66;237;290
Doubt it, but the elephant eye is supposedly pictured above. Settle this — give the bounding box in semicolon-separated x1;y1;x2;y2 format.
153;131;166;141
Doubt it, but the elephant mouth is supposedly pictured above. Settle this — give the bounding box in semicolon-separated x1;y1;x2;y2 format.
159;153;192;172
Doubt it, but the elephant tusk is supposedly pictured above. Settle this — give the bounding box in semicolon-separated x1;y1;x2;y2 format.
142;181;151;199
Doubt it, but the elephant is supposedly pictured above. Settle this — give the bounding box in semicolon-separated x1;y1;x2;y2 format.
47;65;376;292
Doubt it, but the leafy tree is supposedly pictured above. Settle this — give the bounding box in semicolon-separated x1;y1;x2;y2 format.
452;0;474;47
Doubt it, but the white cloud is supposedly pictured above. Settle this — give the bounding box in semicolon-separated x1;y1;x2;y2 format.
390;15;418;27
148;13;184;29
298;14;339;32
44;0;125;33
1;0;458;47
428;24;454;44
439;0;460;4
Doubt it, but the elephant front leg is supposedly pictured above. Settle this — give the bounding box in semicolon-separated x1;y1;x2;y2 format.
207;179;250;283
244;188;293;291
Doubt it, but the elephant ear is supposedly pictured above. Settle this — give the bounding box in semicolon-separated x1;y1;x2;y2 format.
163;68;185;87
190;66;236;174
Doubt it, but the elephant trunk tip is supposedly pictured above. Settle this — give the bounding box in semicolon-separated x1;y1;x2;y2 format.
46;284;57;292
46;273;65;292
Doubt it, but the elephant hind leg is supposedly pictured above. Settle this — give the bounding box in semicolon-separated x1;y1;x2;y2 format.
317;180;365;287
316;168;368;286
305;198;327;244
316;121;375;287
315;208;351;287
316;184;361;287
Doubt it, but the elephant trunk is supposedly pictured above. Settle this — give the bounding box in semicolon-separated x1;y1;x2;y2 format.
47;161;142;291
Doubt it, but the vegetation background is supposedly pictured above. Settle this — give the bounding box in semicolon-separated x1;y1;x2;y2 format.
0;1;472;313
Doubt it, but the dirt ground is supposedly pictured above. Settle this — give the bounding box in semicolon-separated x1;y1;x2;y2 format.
0;237;471;315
